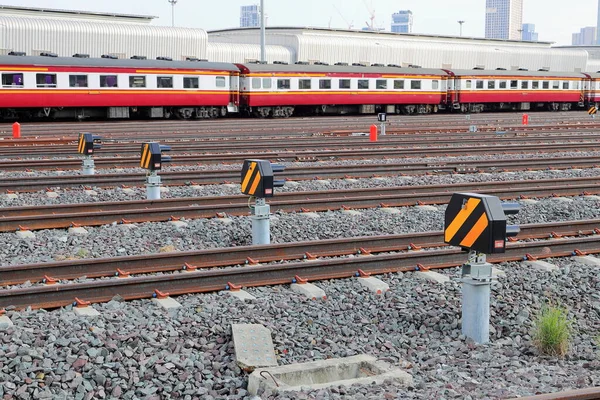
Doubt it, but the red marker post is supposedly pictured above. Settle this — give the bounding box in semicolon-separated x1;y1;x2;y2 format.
522;114;529;126
12;122;20;139
369;124;378;142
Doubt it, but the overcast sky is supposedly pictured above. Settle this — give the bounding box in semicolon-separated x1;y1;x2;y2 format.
2;0;596;45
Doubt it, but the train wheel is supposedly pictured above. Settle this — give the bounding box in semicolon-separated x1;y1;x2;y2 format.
176;108;194;119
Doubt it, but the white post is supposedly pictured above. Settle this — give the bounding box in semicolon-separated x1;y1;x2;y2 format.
82;156;95;176
461;251;493;344
251;197;270;245
260;0;266;63
146;172;162;200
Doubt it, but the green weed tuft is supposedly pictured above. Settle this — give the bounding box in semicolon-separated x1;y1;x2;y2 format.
532;305;572;357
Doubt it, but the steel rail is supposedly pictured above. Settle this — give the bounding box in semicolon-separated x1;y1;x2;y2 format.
2;219;598;287
3;176;600;232
511;387;600;400
1;235;599;309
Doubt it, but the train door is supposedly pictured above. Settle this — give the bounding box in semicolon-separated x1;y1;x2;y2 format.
228;73;239;112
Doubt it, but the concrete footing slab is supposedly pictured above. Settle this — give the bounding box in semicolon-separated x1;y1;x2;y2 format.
232;324;278;371
190;185;203;190
68;227;89;236
0;315;14;330
46;191;59;198
341;209;361;216
300;212;320;219
291;283;326;300
414;271;450;284
227;290;257;301
215;217;234;224
119;224;138;230
344;178;358;183
372;177;389;181
73;307;100;317
379;208;400;214
315;180;331;186
523;260;559;272
159;187;170;193
574;255;600;266
16;230;35;239
248;354;413;395
584;195;600;201
122;188;136;195
520;199;539;205
551;197;573;203
223;183;238;189
415;205;438;211
152;296;182;310
169;221;188;229
284;181;300;187
357;277;389;295
5;193;18;201
84;190;98;196
492;267;507;278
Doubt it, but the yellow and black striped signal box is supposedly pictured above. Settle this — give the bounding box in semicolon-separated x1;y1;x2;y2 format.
77;133;102;155
589;106;598;115
444;193;520;254
140;142;171;171
240;159;285;198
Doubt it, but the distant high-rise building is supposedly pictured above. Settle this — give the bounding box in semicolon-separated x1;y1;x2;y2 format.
391;10;413;33
240;4;259;28
573;26;597;45
485;0;523;40
521;23;538;41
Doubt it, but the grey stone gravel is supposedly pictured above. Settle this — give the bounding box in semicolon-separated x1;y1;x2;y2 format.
0;259;598;399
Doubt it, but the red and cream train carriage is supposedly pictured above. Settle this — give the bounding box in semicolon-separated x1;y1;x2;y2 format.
235;63;449;117
0;55;240;120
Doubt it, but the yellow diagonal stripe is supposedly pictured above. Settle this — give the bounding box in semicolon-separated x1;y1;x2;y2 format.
444;198;481;242
241;162;257;192
141;144;150;168
460;213;489;248
248;170;262;195
78;135;85;154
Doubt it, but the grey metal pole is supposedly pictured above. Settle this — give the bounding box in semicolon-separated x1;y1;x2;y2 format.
251;197;270;245
168;0;178;27
260;0;266;63
461;251;493;344
82;155;95;176
146;172;162;200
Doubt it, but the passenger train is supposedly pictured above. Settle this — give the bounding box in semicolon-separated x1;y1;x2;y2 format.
0;53;595;120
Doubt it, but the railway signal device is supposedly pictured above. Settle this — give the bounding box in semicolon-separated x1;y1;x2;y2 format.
444;192;520;344
589;106;597;118
377;113;387;136
77;133;102;175
240;159;286;245
140;142;172;200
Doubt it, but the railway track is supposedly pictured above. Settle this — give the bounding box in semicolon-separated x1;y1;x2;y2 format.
3;176;600;232
1;224;599;309
513;387;600;400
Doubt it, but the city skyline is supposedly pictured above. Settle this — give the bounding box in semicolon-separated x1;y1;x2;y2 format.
0;0;595;45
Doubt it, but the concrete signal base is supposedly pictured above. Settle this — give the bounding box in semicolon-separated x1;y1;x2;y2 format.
248;354;412;395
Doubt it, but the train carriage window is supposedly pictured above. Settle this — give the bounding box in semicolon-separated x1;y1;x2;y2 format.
532;81;539;89
129;76;146;88
543;81;550;89
410;80;421;90
184;77;199;89
319;79;332;89
262;78;272;89
499;81;507;89
215;76;226;88
393;80;404;89
100;75;118;88
465;80;472;89
339;79;351;89
432;80;439;90
36;73;56;88
277;79;290;90
563;81;569;90
69;75;88;88
521;81;529;89
488;80;496;89
299;79;311;89
157;76;173;88
252;78;261;89
358;79;369;89
2;73;24;87
510;80;518;89
476;80;484;89
553;81;560;89
376;79;387;89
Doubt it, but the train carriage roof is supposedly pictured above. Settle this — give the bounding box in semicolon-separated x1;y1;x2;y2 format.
236;63;448;76
447;69;584;78
0;55;240;72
